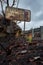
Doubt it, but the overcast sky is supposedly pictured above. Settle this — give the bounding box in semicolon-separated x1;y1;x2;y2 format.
0;0;43;30
17;0;43;30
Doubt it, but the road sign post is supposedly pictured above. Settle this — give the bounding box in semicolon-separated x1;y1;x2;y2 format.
5;7;31;22
5;7;31;34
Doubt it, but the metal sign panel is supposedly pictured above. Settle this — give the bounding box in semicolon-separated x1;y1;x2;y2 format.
5;7;31;22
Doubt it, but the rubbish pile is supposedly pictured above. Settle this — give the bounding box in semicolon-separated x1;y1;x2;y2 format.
0;19;43;65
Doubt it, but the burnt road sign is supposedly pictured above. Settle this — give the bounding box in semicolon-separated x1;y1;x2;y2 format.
5;7;31;22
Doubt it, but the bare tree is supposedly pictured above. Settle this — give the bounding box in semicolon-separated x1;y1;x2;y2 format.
0;0;16;16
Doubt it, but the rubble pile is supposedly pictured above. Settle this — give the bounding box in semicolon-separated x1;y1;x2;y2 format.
0;18;43;65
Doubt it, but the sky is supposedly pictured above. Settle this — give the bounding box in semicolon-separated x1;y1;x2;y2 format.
0;0;43;30
17;0;43;30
